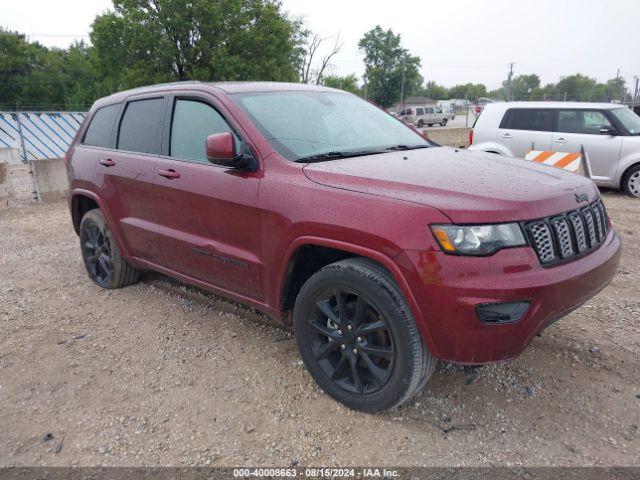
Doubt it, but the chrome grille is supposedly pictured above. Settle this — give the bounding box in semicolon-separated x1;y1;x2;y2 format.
568;212;588;253
592;204;604;242
525;199;609;266
582;208;597;246
551;218;574;259
529;222;556;264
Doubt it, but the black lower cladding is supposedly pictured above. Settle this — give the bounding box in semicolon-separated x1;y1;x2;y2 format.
525;199;609;266
476;301;531;325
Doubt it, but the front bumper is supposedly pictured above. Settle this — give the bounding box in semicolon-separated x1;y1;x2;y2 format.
396;229;621;364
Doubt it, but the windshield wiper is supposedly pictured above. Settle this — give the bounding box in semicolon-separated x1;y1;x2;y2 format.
294;149;386;163
383;144;431;151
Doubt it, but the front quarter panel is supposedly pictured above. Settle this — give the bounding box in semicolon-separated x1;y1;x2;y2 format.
259;156;451;318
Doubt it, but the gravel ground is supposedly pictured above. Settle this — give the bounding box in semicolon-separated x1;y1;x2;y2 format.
0;191;639;467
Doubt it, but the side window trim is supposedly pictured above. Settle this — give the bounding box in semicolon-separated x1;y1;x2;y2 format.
161;94;244;165
115;95;168;155
81;102;124;149
554;109;617;135
501;108;553;132
499;109;514;129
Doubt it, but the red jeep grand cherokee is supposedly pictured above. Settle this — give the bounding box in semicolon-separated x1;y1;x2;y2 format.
66;82;621;412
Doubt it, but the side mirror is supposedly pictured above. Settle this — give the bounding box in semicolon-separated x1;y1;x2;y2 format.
206;132;257;171
600;126;617;136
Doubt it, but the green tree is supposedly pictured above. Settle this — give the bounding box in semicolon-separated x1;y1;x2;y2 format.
506;74;541;100
321;74;360;94
422;81;447;100
90;0;305;91
0;28;83;109
358;26;422;108
447;83;487;100
555;74;597;101
486;88;507;101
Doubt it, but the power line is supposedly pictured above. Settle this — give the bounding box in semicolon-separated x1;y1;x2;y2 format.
0;32;89;38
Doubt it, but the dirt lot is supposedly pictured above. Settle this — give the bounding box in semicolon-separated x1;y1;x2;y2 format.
0;191;639;467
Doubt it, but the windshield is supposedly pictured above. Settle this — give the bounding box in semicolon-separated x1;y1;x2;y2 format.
232;91;430;161
611;108;640;135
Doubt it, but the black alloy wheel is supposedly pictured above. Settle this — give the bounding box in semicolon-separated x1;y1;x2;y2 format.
79;209;140;289
306;287;395;394
294;258;436;412
81;220;114;287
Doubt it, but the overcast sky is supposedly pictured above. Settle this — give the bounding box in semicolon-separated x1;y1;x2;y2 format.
3;0;639;90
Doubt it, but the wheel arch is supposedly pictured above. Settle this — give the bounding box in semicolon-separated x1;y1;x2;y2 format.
70;189;131;260
468;142;511;156
619;158;640;191
70;190;100;234
277;236;437;353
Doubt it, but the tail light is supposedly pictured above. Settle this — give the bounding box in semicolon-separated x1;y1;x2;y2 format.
469;129;474;145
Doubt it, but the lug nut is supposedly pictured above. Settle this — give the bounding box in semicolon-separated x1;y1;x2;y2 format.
357;337;363;343
352;348;358;354
347;325;352;331
337;330;343;335
340;344;346;350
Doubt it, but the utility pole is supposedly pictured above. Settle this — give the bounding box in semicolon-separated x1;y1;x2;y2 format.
364;74;368;101
505;62;515;102
614;68;621;102
634;76;639;103
400;60;406;110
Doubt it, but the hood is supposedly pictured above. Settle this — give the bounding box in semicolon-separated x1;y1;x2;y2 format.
303;147;599;223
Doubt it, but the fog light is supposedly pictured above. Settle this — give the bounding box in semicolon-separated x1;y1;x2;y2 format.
476;302;530;325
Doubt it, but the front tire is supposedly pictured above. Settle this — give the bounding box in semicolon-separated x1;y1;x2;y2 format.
293;258;436;412
440;118;448;127
622;165;640;198
79;209;140;289
417;119;425;128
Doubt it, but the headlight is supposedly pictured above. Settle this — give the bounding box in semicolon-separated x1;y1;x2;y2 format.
431;223;526;256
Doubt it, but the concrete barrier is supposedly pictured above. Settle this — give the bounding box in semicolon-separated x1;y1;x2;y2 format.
30;158;68;204
0;148;22;166
0;161;14;208
423;127;472;148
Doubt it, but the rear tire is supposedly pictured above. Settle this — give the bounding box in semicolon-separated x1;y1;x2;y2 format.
622;165;640;198
79;209;140;289
293;258;436;412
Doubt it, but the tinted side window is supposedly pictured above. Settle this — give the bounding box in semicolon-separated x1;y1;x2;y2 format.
83;104;120;148
502;109;553;132
557;110;612;134
500;109;514;129
170;100;238;164
118;98;164;154
416;108;424;115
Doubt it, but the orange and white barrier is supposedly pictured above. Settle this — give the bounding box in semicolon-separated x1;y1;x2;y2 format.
525;150;584;173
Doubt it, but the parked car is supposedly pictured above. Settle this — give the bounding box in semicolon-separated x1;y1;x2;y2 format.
469;102;640;197
66;82;621;412
399;105;454;127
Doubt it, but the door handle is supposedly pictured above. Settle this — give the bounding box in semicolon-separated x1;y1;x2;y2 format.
158;169;181;179
554;138;568;144
500;133;512;139
99;158;116;167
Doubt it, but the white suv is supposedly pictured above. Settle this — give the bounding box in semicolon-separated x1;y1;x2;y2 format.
468;102;640;197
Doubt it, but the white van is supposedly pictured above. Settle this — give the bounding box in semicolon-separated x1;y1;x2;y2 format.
468;102;640;197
